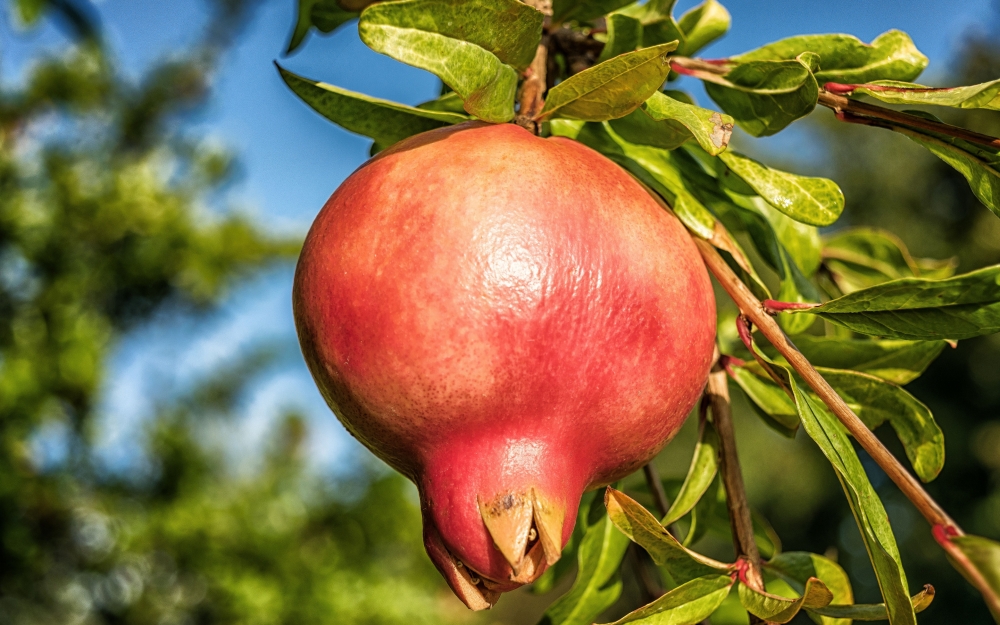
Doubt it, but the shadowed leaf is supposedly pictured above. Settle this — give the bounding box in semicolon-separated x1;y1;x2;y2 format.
808;585;936;621
597;14;643;62
551;0;634;25
737;576;834;624
775;336;946;385
765;552;853;625
607;574;734;624
676;0;730;56
663;419;720;525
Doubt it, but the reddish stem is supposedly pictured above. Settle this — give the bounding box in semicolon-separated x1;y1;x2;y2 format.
762;299;821;315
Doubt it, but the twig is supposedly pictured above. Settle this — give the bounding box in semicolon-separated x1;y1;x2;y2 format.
706;350;767;599
669;56;1000;151
643;463;671;519
695;236;958;531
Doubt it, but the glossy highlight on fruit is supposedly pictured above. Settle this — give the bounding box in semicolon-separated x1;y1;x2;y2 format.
292;122;716;609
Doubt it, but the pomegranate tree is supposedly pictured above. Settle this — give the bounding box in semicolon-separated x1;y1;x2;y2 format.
282;0;1000;622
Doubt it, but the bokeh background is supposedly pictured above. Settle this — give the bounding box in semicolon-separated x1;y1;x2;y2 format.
1;0;999;623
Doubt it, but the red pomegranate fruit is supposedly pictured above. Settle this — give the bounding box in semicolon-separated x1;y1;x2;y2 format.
292;122;716;609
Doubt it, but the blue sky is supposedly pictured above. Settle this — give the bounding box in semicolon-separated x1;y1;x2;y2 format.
4;0;997;474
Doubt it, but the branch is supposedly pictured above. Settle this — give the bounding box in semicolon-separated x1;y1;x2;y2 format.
695;236;958;531
669;56;1000;150
706;351;767;594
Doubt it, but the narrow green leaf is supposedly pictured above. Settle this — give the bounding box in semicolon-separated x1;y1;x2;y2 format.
774;335;946;385
605;487;729;584
732;30;928;84
823;228;955;294
663;420;720;525
597;14;643;62
676;0;730;57
277;65;466;149
797;265;1000;340
359;0;540;122
540;42;678;121
788;376;916;625
808;585;936;621
551;0;634;25
608;92;733;155
738;577;834;624
702;55;819;137
949;535;1000;622
607;574;735;625
362;0;543;70
830;78;1000;111
717;151;844;227
287;0;358;53
765;552;853;625
729;363;799;436
904;131;1000;219
818;369;945;482
539;494;631;625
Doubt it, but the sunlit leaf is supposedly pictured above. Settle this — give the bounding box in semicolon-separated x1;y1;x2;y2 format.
733;30;928;84
808;585;936;621
716;151;844;227
765;552;853;625
903;129;1000;219
948;535;1000;622
623;91;734;155
737;576;833;624
702;54;819;137
605;487;729;584
615;0;684;48
676;0;730;57
729;363;799;436
829;78;1000;111
277;65;466;150
540;42;678;121
663;419;720;525
359;0;544;121
607;574;735;625
794;265;1000;340
597;14;643;62
539;493;630;625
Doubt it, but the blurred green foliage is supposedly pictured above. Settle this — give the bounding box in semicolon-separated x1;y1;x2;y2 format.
0;2;461;623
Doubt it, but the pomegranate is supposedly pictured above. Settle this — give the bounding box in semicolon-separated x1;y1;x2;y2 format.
292;122;716;609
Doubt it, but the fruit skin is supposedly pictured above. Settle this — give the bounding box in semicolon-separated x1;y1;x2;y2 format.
293;121;716;608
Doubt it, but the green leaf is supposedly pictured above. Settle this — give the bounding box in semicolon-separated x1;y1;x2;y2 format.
949;535;1000;622
663;419;720;525
776;336;946;385
676;0;730;57
702;55;819;137
12;0;46;26
796;265;1000;340
737;577;834;624
597;14;643;62
540;42;678;121
417;91;468;114
589;124;717;239
816;369;945;482
619;91;734;155
605;487;730;584
539;493;631;625
808;585;936;621
551;0;634;25
823;228;955;294
359;0;543;122
830;78;1000;111
277;65;467;150
716;151;844;227
607;574;735;624
765;552;853;625
788;377;916;625
729;363;799;436
903;130;1000;219
615;0;684;49
732;30;928;84
287;0;358;53
362;0;543;70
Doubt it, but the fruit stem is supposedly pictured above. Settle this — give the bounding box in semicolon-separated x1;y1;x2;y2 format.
515;0;552;133
706;348;767;608
670;56;1000;150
